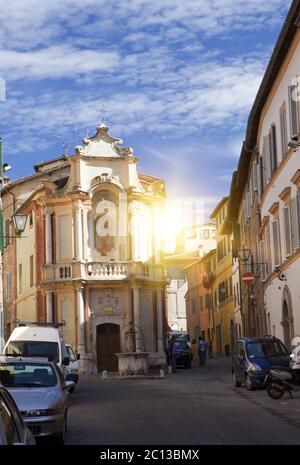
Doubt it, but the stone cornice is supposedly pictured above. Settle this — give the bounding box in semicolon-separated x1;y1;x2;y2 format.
279;186;291;205
268;201;279;216
291;169;300;187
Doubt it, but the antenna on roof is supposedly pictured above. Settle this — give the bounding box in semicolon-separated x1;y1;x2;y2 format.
54;134;69;156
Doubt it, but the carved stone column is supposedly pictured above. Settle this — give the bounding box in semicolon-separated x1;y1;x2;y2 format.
133;287;142;352
46;292;53;323
156;289;164;353
75;204;83;261
45;213;53;264
77;287;85;354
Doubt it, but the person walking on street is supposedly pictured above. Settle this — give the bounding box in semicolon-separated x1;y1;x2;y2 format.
198;336;207;366
168;336;177;373
207;338;213;359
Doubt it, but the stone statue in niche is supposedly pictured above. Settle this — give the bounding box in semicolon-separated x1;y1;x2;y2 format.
94;199;117;257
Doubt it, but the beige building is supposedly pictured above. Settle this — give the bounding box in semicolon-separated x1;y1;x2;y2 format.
2;123;168;372
227;0;300;348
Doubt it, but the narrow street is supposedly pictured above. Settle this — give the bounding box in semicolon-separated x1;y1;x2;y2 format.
65;358;300;445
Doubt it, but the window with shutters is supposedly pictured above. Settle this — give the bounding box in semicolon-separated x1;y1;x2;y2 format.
258;155;264;199
280;104;288;157
265;225;271;276
260;240;267;281
262;135;271;187
252;160;258;192
283;206;292;257
291;195;300;252
272;220;281;267
270;124;278;175
289;82;300;138
6;272;12;300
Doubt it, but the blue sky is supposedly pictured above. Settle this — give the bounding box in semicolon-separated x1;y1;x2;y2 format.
0;0;292;217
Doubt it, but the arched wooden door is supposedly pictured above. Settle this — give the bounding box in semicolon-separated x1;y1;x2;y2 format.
97;323;120;372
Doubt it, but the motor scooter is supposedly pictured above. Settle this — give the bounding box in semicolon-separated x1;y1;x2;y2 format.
266;336;300;400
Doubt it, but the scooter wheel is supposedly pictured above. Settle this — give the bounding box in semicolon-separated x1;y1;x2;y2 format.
267;382;284;399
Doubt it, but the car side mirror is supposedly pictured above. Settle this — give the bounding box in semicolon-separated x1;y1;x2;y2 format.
63;356;70;366
77;353;80;360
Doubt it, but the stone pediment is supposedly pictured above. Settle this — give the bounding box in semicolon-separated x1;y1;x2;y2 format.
75;124;133;158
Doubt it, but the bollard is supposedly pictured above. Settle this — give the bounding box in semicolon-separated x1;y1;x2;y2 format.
102;370;108;379
168;365;172;374
159;369;165;378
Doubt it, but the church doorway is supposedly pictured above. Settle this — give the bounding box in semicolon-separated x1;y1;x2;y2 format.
96;323;121;372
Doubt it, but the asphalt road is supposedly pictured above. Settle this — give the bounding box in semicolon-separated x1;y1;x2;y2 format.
65;357;300;445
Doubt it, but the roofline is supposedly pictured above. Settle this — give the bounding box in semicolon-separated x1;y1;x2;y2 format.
1;162;70;195
229;0;300;219
182;248;216;271
34;155;68;172
209;196;229;219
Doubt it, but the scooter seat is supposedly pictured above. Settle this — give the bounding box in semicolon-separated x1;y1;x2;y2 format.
270;368;293;381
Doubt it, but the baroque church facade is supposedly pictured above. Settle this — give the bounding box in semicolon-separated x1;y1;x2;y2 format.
2;123;167;372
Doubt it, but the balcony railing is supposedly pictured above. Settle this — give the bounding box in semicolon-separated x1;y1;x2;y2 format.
43;261;165;282
85;262;129;280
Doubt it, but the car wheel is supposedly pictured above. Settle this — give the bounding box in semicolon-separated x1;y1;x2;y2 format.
266;381;284;400
233;371;241;387
245;374;254;391
54;414;67;445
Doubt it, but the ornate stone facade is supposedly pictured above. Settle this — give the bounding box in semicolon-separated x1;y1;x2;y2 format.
2;123;167;373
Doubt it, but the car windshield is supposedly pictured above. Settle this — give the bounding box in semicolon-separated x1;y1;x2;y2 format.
174;340;188;350
6;341;59;363
246;340;289;358
0;362;58;388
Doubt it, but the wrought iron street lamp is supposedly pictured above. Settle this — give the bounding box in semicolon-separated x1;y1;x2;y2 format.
238;248;251;263
13;214;28;234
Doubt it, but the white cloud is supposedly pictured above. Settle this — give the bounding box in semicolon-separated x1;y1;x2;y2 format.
0;0;289;50
0;46;120;80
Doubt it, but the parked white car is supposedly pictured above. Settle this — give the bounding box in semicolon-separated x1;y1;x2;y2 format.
65;344;79;393
4;322;70;379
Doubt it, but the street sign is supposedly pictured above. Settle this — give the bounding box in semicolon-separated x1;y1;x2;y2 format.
242;272;255;285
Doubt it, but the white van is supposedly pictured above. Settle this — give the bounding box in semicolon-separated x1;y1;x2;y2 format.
65;344;80;393
4;322;70;378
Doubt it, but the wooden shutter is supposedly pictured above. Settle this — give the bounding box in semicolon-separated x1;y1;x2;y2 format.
262;136;271;186
291;196;300;251
280;106;287;157
272;221;280;267
289;84;299;138
270;124;277;174
253;160;258;192
283;207;292;256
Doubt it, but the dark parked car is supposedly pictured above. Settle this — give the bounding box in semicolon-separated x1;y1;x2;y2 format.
0;384;35;445
232;336;290;390
174;339;193;368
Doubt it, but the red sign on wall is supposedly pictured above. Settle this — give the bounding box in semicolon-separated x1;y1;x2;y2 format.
242;272;255;285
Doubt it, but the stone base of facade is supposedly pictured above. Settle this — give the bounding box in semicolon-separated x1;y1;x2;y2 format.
147;351;167;368
78;352;93;374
